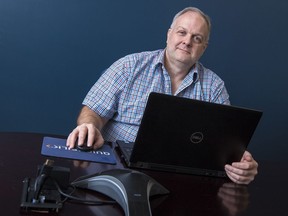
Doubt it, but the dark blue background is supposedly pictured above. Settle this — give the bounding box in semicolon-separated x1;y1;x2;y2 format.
1;0;287;160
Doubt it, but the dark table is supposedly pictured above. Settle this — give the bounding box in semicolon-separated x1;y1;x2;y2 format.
0;132;287;215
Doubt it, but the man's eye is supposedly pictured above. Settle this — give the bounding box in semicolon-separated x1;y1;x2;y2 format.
177;31;186;35
192;35;203;44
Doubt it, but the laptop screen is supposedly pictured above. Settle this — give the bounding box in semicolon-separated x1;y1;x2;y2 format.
118;92;262;177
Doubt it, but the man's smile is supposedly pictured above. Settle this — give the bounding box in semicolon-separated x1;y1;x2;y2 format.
177;46;191;54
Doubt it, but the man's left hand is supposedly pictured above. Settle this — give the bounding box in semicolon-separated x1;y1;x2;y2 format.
225;151;258;184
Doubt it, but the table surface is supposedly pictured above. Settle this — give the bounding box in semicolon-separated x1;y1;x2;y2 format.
0;132;287;216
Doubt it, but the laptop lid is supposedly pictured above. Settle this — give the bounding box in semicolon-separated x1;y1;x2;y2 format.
118;92;262;177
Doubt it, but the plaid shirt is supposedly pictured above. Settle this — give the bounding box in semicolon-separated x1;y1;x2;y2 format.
83;49;230;142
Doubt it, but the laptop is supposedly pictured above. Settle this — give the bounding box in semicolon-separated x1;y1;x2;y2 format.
117;92;262;177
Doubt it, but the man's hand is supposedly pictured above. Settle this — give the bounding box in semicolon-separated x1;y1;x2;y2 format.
66;123;104;150
225;151;258;185
217;182;250;215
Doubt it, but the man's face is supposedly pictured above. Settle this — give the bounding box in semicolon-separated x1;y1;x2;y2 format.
166;11;209;69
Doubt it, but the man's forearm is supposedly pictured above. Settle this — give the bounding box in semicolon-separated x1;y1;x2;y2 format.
77;106;107;130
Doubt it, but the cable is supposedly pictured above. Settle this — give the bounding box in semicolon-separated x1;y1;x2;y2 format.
31;160;117;206
32;160;54;203
51;178;117;205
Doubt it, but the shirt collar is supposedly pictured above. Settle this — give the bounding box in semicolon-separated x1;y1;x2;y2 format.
190;63;199;83
158;48;200;83
157;49;166;66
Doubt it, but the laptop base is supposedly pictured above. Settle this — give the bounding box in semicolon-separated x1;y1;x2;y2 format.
117;140;228;178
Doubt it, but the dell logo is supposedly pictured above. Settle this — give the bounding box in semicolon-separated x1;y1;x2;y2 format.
190;132;204;143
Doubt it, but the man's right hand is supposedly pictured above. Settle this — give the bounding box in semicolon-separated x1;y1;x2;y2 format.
66;123;105;150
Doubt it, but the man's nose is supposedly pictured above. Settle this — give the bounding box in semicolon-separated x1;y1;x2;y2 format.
182;35;192;46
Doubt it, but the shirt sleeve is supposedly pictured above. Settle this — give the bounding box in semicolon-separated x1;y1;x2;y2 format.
197;63;231;105
210;72;230;105
83;58;128;119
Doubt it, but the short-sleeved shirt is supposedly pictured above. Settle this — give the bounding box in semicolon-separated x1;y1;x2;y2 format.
83;49;230;142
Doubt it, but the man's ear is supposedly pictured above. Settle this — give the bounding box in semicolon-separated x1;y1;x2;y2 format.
202;42;208;52
166;28;172;43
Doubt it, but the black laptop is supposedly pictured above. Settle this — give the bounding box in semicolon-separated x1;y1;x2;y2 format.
117;92;262;177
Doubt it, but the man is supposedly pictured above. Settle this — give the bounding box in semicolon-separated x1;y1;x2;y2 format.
67;7;258;184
